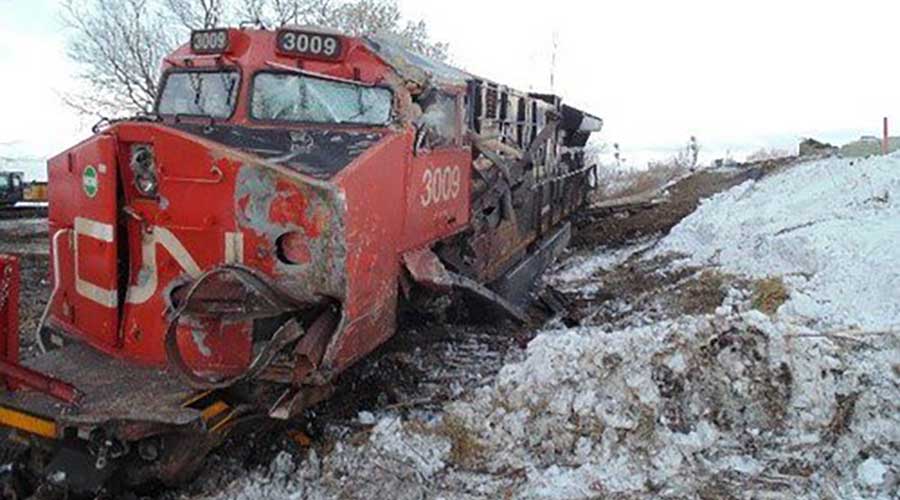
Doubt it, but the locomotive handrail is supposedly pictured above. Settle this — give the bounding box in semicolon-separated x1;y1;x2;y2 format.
35;229;70;354
530;163;598;190
162;166;224;185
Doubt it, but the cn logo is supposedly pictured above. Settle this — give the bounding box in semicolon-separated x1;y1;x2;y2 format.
65;218;244;307
420;166;461;207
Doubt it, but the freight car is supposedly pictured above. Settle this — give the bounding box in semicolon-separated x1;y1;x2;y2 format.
0;26;601;496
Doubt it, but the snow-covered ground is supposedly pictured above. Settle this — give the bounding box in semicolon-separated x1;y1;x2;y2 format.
656;153;900;331
195;155;899;499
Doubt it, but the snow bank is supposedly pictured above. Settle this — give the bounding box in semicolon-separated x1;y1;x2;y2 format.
655;154;900;330
210;310;898;499
444;311;899;498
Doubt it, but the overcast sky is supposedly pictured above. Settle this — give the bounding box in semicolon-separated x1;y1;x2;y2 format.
3;0;900;177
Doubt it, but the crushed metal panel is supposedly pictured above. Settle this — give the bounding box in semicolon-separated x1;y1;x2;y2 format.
363;35;472;87
490;222;571;307
403;247;526;323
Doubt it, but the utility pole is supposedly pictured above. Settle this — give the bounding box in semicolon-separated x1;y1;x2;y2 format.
550;30;559;93
882;117;889;155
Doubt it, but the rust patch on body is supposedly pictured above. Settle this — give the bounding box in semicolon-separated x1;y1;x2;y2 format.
267;179;322;238
233;163;347;303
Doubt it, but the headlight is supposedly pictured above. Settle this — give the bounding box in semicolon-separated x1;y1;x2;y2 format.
130;144;158;197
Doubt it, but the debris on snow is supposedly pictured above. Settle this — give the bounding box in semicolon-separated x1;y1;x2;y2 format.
442;311;899;498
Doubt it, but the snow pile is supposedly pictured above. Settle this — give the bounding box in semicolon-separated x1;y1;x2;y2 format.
655;154;900;330
444;310;899;498
211;309;898;499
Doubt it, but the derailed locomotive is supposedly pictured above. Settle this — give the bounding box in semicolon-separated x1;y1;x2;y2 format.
0;26;601;494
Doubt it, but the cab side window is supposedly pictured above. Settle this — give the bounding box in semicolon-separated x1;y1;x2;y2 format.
415;90;460;151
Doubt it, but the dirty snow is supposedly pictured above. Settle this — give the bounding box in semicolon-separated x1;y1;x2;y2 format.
199;155;900;499
655;153;900;331
548;238;654;295
207;310;899;499
447;312;899;499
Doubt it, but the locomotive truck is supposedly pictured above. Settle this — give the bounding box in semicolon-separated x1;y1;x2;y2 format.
0;26;602;495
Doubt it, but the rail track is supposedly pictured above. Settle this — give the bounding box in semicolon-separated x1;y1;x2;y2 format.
0;205;48;220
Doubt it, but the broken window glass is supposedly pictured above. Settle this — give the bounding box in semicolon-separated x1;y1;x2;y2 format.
157;70;239;118
415;91;458;149
251;72;392;125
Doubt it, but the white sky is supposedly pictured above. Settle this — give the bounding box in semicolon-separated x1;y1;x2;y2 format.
3;0;900;177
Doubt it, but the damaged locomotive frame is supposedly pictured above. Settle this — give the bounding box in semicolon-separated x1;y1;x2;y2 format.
0;26;602;495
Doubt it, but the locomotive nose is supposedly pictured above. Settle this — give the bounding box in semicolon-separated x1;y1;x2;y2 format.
45;122;346;372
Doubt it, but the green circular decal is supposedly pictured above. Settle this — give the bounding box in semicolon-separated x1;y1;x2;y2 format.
83;165;99;198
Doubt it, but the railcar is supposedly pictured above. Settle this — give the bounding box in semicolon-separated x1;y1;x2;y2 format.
0;26;601;495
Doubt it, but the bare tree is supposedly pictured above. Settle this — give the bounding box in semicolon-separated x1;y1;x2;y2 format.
235;0;335;27
164;0;225;30
394;19;449;61
330;1;447;60
668;136;701;171
62;0;181;117
63;0;449;118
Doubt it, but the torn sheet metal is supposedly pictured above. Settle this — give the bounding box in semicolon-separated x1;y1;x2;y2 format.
403;247;526;323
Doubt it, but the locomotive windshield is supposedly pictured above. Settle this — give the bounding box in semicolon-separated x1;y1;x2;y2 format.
250;72;392;125
157;70;239;118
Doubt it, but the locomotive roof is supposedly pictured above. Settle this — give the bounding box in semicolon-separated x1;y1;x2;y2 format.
271;25;472;87
359;32;601;125
361;35;473;87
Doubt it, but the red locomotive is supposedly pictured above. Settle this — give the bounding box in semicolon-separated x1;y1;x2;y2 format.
0;26;601;494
